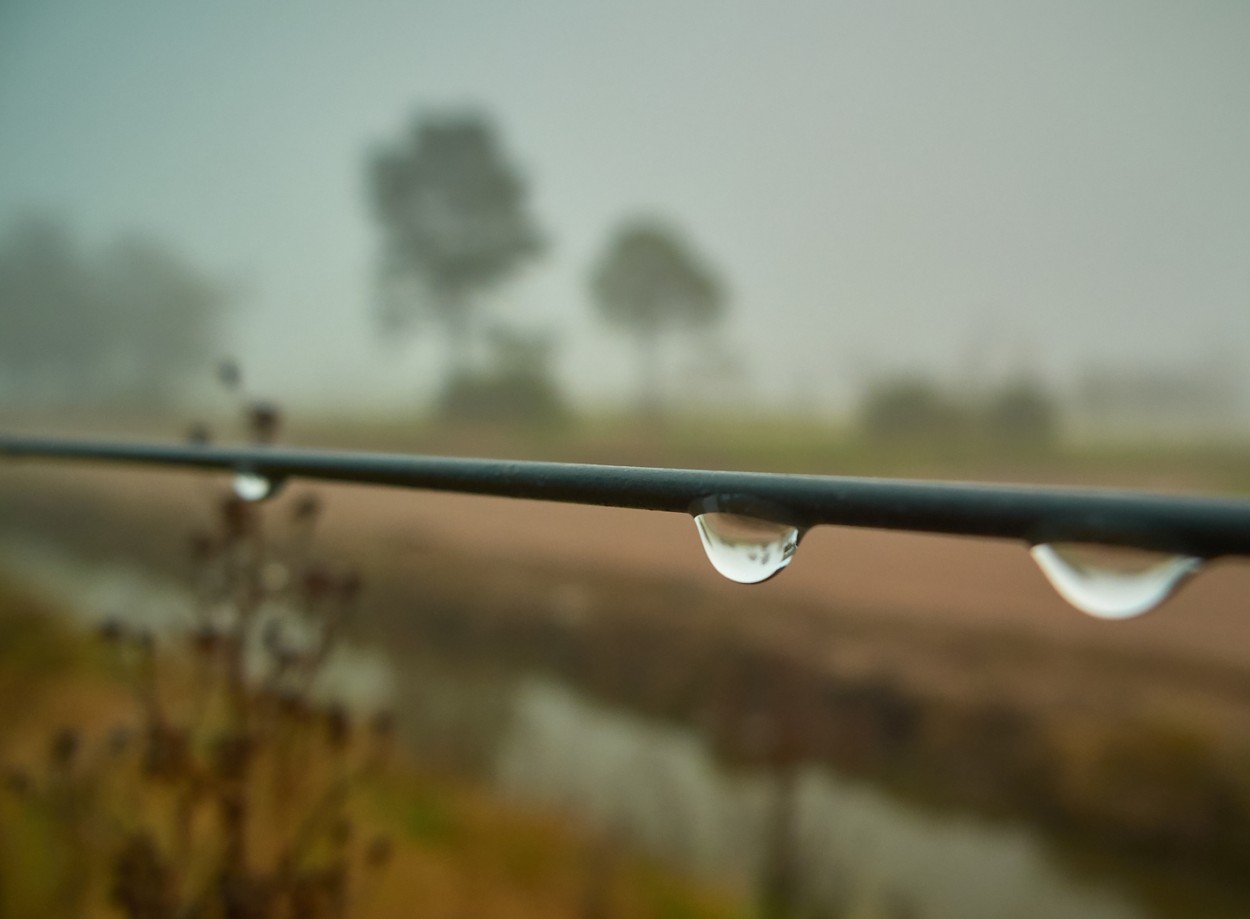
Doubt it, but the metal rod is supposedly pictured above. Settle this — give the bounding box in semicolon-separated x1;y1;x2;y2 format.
3;434;1249;558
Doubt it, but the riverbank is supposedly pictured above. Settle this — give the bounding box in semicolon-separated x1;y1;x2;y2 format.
0;571;743;919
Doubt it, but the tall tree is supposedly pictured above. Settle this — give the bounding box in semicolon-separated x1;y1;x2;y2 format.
590;219;724;417
367;112;544;388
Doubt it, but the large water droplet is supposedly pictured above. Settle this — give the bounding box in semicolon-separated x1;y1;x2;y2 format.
693;512;802;584
232;470;280;502
1030;543;1203;620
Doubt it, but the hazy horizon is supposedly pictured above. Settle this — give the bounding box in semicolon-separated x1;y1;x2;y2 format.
3;1;1248;426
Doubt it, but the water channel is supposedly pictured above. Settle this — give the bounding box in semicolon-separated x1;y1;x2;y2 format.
0;535;1238;919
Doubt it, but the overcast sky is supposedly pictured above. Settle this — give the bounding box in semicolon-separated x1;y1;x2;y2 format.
2;0;1248;415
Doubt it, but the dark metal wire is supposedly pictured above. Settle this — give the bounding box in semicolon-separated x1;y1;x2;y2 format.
3;434;1250;558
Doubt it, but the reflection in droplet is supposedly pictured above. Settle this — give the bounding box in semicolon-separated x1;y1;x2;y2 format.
693;512;803;584
232;471;279;502
1030;543;1203;620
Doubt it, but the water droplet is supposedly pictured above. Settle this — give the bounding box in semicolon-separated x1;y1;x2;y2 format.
232;470;280;502
693;512;803;584
1030;543;1203;620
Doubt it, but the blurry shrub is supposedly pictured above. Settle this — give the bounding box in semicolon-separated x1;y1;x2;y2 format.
436;327;570;427
1046;717;1250;858
859;377;966;444
983;379;1059;446
0;214;227;408
0;399;396;918
438;372;569;427
859;375;1059;448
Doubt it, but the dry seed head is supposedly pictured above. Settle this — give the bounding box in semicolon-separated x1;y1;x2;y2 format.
301;564;336;604
133;628;156;654
291;492;322;525
3;768;33;797
190;625;223;657
219;494;257;539
110;832;173;918
186;422;212;446
107;724;133;756
369;710;396;742
330;816;354;848
142;723;191;783
218;789;248;836
291;868;343;918
246;401;282;444
216;871;274;919
97;617;126;644
322;705;352;751
338;569;363;604
276;690;313;723
49;727;81;771
188;530;216;562
365;834;394;869
211;731;255;783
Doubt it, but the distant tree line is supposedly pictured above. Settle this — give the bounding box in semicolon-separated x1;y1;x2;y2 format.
859;375;1059;447
0;216;226;408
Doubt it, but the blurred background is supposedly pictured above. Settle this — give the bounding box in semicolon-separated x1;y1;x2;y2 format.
2;2;1250;917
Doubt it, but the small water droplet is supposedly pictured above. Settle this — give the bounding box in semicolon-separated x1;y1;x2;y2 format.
232;471;280;502
1030;543;1203;620
693;512;802;584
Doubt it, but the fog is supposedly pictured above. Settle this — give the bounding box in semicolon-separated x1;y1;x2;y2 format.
6;9;1250;913
2;0;1249;430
